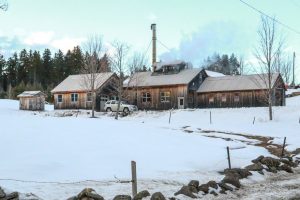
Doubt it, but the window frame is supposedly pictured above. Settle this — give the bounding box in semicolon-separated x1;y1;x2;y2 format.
160;91;171;103
142;92;151;103
208;95;214;104
234;93;240;103
221;94;227;102
57;94;63;103
71;93;78;102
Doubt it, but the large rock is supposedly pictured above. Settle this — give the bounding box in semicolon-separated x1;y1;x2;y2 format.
187;180;199;189
174;186;197;198
278;164;293;173
206;181;218;190
4;192;19;200
198;184;209;194
0;187;5;198
133;190;150;200
222;174;241;188
245;163;264;171
224;168;252;179
260;157;281;168
252;155;264;164
150;192;166;200
113;195;132;200
218;182;233;192
77;188;104;200
280;159;298;168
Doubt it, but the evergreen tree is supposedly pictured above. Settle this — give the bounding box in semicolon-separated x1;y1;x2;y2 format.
32;51;42;85
42;49;53;87
18;49;30;84
0;54;6;92
6;53;18;87
53;49;65;84
71;46;84;74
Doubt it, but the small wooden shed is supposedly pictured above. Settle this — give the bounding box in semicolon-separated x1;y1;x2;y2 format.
17;91;46;111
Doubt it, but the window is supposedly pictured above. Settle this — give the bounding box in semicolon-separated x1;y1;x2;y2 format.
234;93;240;102
221;94;227;102
57;94;63;103
209;95;214;103
160;91;170;103
87;92;92;102
71;93;78;102
142;92;151;103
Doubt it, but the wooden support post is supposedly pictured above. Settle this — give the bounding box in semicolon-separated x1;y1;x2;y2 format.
210;111;212;124
281;137;286;157
169;109;172;124
131;161;137;197
253;117;255;124
227;146;231;169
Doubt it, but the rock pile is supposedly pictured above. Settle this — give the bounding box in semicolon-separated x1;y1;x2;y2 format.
173;155;299;198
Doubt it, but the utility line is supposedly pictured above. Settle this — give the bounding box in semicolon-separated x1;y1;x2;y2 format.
239;0;300;35
157;39;173;52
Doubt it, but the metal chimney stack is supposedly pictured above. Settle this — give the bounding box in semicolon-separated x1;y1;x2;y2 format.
151;24;157;71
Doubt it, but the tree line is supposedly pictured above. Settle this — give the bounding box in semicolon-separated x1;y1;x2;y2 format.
0;46;111;99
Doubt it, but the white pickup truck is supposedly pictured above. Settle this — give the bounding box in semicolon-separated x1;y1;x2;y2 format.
104;100;138;113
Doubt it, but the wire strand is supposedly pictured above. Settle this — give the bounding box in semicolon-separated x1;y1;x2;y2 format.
239;0;300;35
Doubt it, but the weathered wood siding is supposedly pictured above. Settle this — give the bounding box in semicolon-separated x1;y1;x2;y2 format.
124;85;190;110
53;92;90;110
19;96;45;111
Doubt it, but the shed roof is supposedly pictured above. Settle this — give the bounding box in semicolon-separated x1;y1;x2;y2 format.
17;91;46;98
124;68;201;88
197;73;281;93
204;70;225;77
51;72;115;93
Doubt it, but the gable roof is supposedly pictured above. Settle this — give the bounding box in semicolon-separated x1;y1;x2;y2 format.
197;73;281;93
51;72;115;93
124;68;202;88
17;91;46;98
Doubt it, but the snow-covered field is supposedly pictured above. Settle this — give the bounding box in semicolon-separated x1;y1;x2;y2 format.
0;95;299;199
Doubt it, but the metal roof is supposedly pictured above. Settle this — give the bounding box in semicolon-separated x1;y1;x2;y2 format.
17;91;46;98
197;73;281;93
124;68;202;88
51;72;115;93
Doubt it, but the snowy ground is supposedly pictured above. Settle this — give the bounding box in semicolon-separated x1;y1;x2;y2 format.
0;95;299;199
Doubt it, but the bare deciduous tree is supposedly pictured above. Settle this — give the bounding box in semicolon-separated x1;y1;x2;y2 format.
254;15;284;121
0;0;8;11
110;41;130;120
82;35;105;118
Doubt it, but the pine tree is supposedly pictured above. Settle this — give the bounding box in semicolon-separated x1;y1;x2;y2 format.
32;51;42;86
18;49;30;84
71;46;84;74
53;49;65;84
0;54;6;92
6;53;18;87
42;49;53;87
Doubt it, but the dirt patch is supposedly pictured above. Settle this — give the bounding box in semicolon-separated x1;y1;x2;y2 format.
195;129;293;157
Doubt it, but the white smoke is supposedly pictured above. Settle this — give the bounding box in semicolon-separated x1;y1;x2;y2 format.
159;21;253;67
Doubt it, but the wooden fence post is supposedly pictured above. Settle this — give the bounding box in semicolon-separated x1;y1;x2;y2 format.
169;109;172;124
253;117;255;124
210;111;212;124
227;146;231;169
131;161;137;197
281;137;286;157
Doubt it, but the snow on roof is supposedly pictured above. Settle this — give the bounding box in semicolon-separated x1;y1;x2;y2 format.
51;72;114;93
197;73;281;93
124;68;201;88
17;91;45;98
205;70;225;77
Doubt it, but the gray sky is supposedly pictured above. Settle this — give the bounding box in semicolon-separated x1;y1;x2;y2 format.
0;0;299;82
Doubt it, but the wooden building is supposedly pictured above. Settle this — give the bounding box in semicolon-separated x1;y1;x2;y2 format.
17;91;46;111
197;73;286;108
51;73;119;111
123;61;203;110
